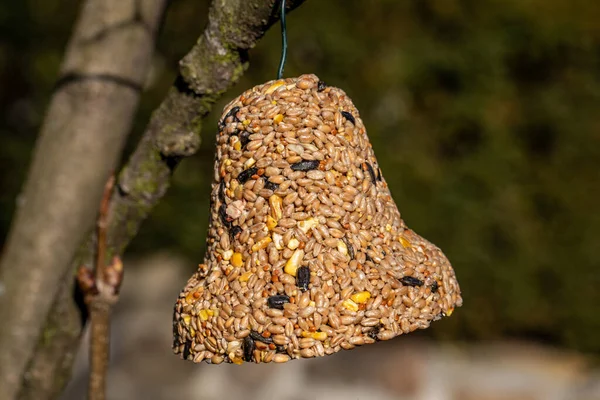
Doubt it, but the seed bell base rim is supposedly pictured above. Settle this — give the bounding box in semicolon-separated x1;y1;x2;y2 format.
173;74;462;365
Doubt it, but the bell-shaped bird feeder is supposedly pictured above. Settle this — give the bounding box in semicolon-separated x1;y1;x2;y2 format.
172;73;462;364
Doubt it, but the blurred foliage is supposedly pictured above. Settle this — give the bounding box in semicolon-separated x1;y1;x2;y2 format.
0;0;598;353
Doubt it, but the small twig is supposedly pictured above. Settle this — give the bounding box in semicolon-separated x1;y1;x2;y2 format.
77;176;123;400
95;175;114;286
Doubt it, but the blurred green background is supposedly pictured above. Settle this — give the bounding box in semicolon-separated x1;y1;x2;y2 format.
0;0;598;354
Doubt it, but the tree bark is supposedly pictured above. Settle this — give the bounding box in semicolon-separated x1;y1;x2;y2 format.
5;1;309;400
0;1;167;399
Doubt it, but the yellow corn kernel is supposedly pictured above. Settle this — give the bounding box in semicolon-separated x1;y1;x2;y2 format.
224;159;232;166
273;114;284;124
337;240;348;256
233;139;242;151
446;307;454;317
269;194;283;220
251;236;272;252
342;299;359;312
298;217;319;233
284;249;304;276
239;271;253;282
302;331;327;341
190;328;196;337
350;291;371;304
199;310;209;321
287;238;300;250
385;224;392;232
244;157;256;168
231;252;243;268
399;236;411;248
271;100;277;105
242;119;251;126
273;232;284;250
222;249;233;261
231;357;244;365
182;315;191;326
185;292;195;303
266;215;278;230
265;80;285;94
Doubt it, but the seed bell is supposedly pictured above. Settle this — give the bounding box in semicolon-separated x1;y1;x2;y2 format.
173;74;462;364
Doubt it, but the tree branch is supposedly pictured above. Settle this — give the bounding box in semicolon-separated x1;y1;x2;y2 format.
15;0;309;399
0;1;168;399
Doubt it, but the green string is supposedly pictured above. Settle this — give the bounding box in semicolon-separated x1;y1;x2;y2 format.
277;0;287;79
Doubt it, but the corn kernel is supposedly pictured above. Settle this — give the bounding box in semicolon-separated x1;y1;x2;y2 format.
284;249;304;276
265;80;285;94
337;240;348;256
242;119;251;125
244;157;256;168
224;159;232;166
251;236;272;252
385;224;392;232
342;299;359;312
399;236;411;248
199;309;210;321
311;331;327;341
269;194;283;220
273;233;284;250
298;217;319;233
287;238;300;250
239;271;253;282
273;114;284;123
266;216;278;230
182;315;191;325
190;328;196;337
350;291;371;304
185;292;195;303
222;249;233;261
233;139;241;151
231;252;243;268
446;307;454;317
231;357;244;365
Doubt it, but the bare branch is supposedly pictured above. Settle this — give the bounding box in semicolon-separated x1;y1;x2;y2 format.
0;1;168;399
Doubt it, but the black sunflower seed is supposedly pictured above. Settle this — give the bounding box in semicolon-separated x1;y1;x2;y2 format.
317;80;327;92
237;167;258;184
267;294;290;310
343;237;354;259
364;162;377;184
275;345;287;353
229;225;242;240
239;130;251;148
377;168;383;181
367;324;382;341
296;266;310;292
219;204;232;229
250;330;274;344
341;111;355;125
243;336;255;362
262;175;280;191
218;180;226;204
431;281;439;293
182;342;191;360
218;106;240;131
399;276;424;287
290;160;320;171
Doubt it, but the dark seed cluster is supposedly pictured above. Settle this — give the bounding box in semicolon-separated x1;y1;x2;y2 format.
173;74;462;365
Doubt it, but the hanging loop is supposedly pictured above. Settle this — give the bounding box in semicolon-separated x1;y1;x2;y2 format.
277;0;288;79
